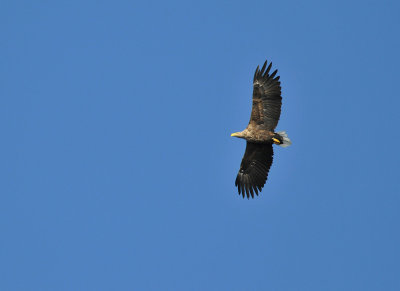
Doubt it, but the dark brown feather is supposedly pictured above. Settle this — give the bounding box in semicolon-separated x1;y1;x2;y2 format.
249;60;282;131
235;142;274;198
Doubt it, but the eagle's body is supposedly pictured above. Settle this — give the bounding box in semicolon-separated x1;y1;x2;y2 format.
232;128;275;143
231;60;291;199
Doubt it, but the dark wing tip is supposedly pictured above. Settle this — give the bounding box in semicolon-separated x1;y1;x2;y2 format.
260;60;268;75
253;65;260;82
253;60;279;82
270;69;278;79
265;62;272;76
235;170;269;199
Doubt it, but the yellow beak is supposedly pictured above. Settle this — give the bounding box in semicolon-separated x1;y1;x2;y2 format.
231;132;240;137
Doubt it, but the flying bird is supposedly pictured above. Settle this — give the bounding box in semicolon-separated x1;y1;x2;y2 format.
231;60;291;199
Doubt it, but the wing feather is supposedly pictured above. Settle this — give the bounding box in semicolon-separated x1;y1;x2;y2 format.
250;60;282;130
235;142;274;199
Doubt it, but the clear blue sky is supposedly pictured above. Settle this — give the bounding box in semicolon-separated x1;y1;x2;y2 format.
2;0;400;290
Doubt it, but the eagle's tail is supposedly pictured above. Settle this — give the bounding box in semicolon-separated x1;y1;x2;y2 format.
277;131;292;147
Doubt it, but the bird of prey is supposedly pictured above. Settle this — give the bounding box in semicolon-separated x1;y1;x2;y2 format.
231;60;291;199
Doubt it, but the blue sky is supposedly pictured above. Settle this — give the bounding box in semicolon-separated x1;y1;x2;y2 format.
1;0;400;290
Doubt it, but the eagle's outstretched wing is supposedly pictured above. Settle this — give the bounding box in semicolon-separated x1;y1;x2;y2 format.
235;142;274;198
249;60;282;131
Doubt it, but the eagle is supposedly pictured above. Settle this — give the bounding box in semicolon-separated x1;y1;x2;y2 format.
231;60;291;199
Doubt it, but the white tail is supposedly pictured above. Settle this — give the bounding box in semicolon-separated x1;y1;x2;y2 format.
277;131;292;148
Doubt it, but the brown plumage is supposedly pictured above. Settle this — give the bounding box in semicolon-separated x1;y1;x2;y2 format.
231;60;291;199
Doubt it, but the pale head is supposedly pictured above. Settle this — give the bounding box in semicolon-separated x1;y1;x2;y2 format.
230;130;247;139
